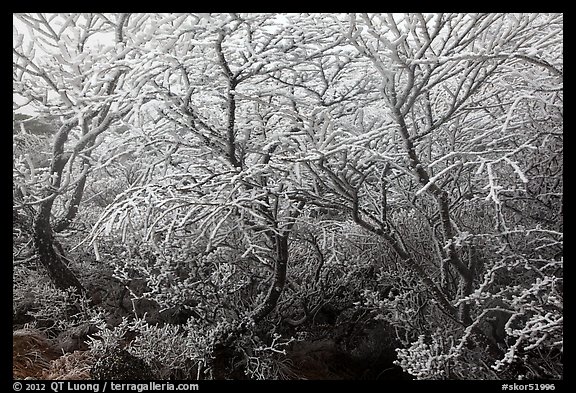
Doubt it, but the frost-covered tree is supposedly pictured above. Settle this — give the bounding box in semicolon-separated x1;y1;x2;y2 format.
13;12;562;380
299;13;563;378
13;13;147;291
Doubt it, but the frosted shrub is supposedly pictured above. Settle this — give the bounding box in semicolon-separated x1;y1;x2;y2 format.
395;332;455;380
131;321;211;379
88;315;213;379
87;316;133;355
395;330;509;380
241;333;296;380
87;313;298;380
13;266;93;335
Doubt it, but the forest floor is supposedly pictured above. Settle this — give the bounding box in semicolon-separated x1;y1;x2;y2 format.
13;260;412;380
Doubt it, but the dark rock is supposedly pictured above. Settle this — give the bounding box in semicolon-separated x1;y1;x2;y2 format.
287;338;361;379
91;347;154;380
131;298;161;324
280;308;413;380
83;270;162;326
210;342;248;380
55;323;99;353
159;304;199;325
83;270;125;310
13;298;35;327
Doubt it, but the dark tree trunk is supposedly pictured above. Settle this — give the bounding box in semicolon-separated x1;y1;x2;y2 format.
53;159;89;233
34;201;84;293
251;233;289;323
33;123;84;293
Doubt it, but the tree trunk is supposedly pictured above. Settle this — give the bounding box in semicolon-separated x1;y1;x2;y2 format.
53;159;89;233
33;124;84;293
251;233;289;323
34;201;84;293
